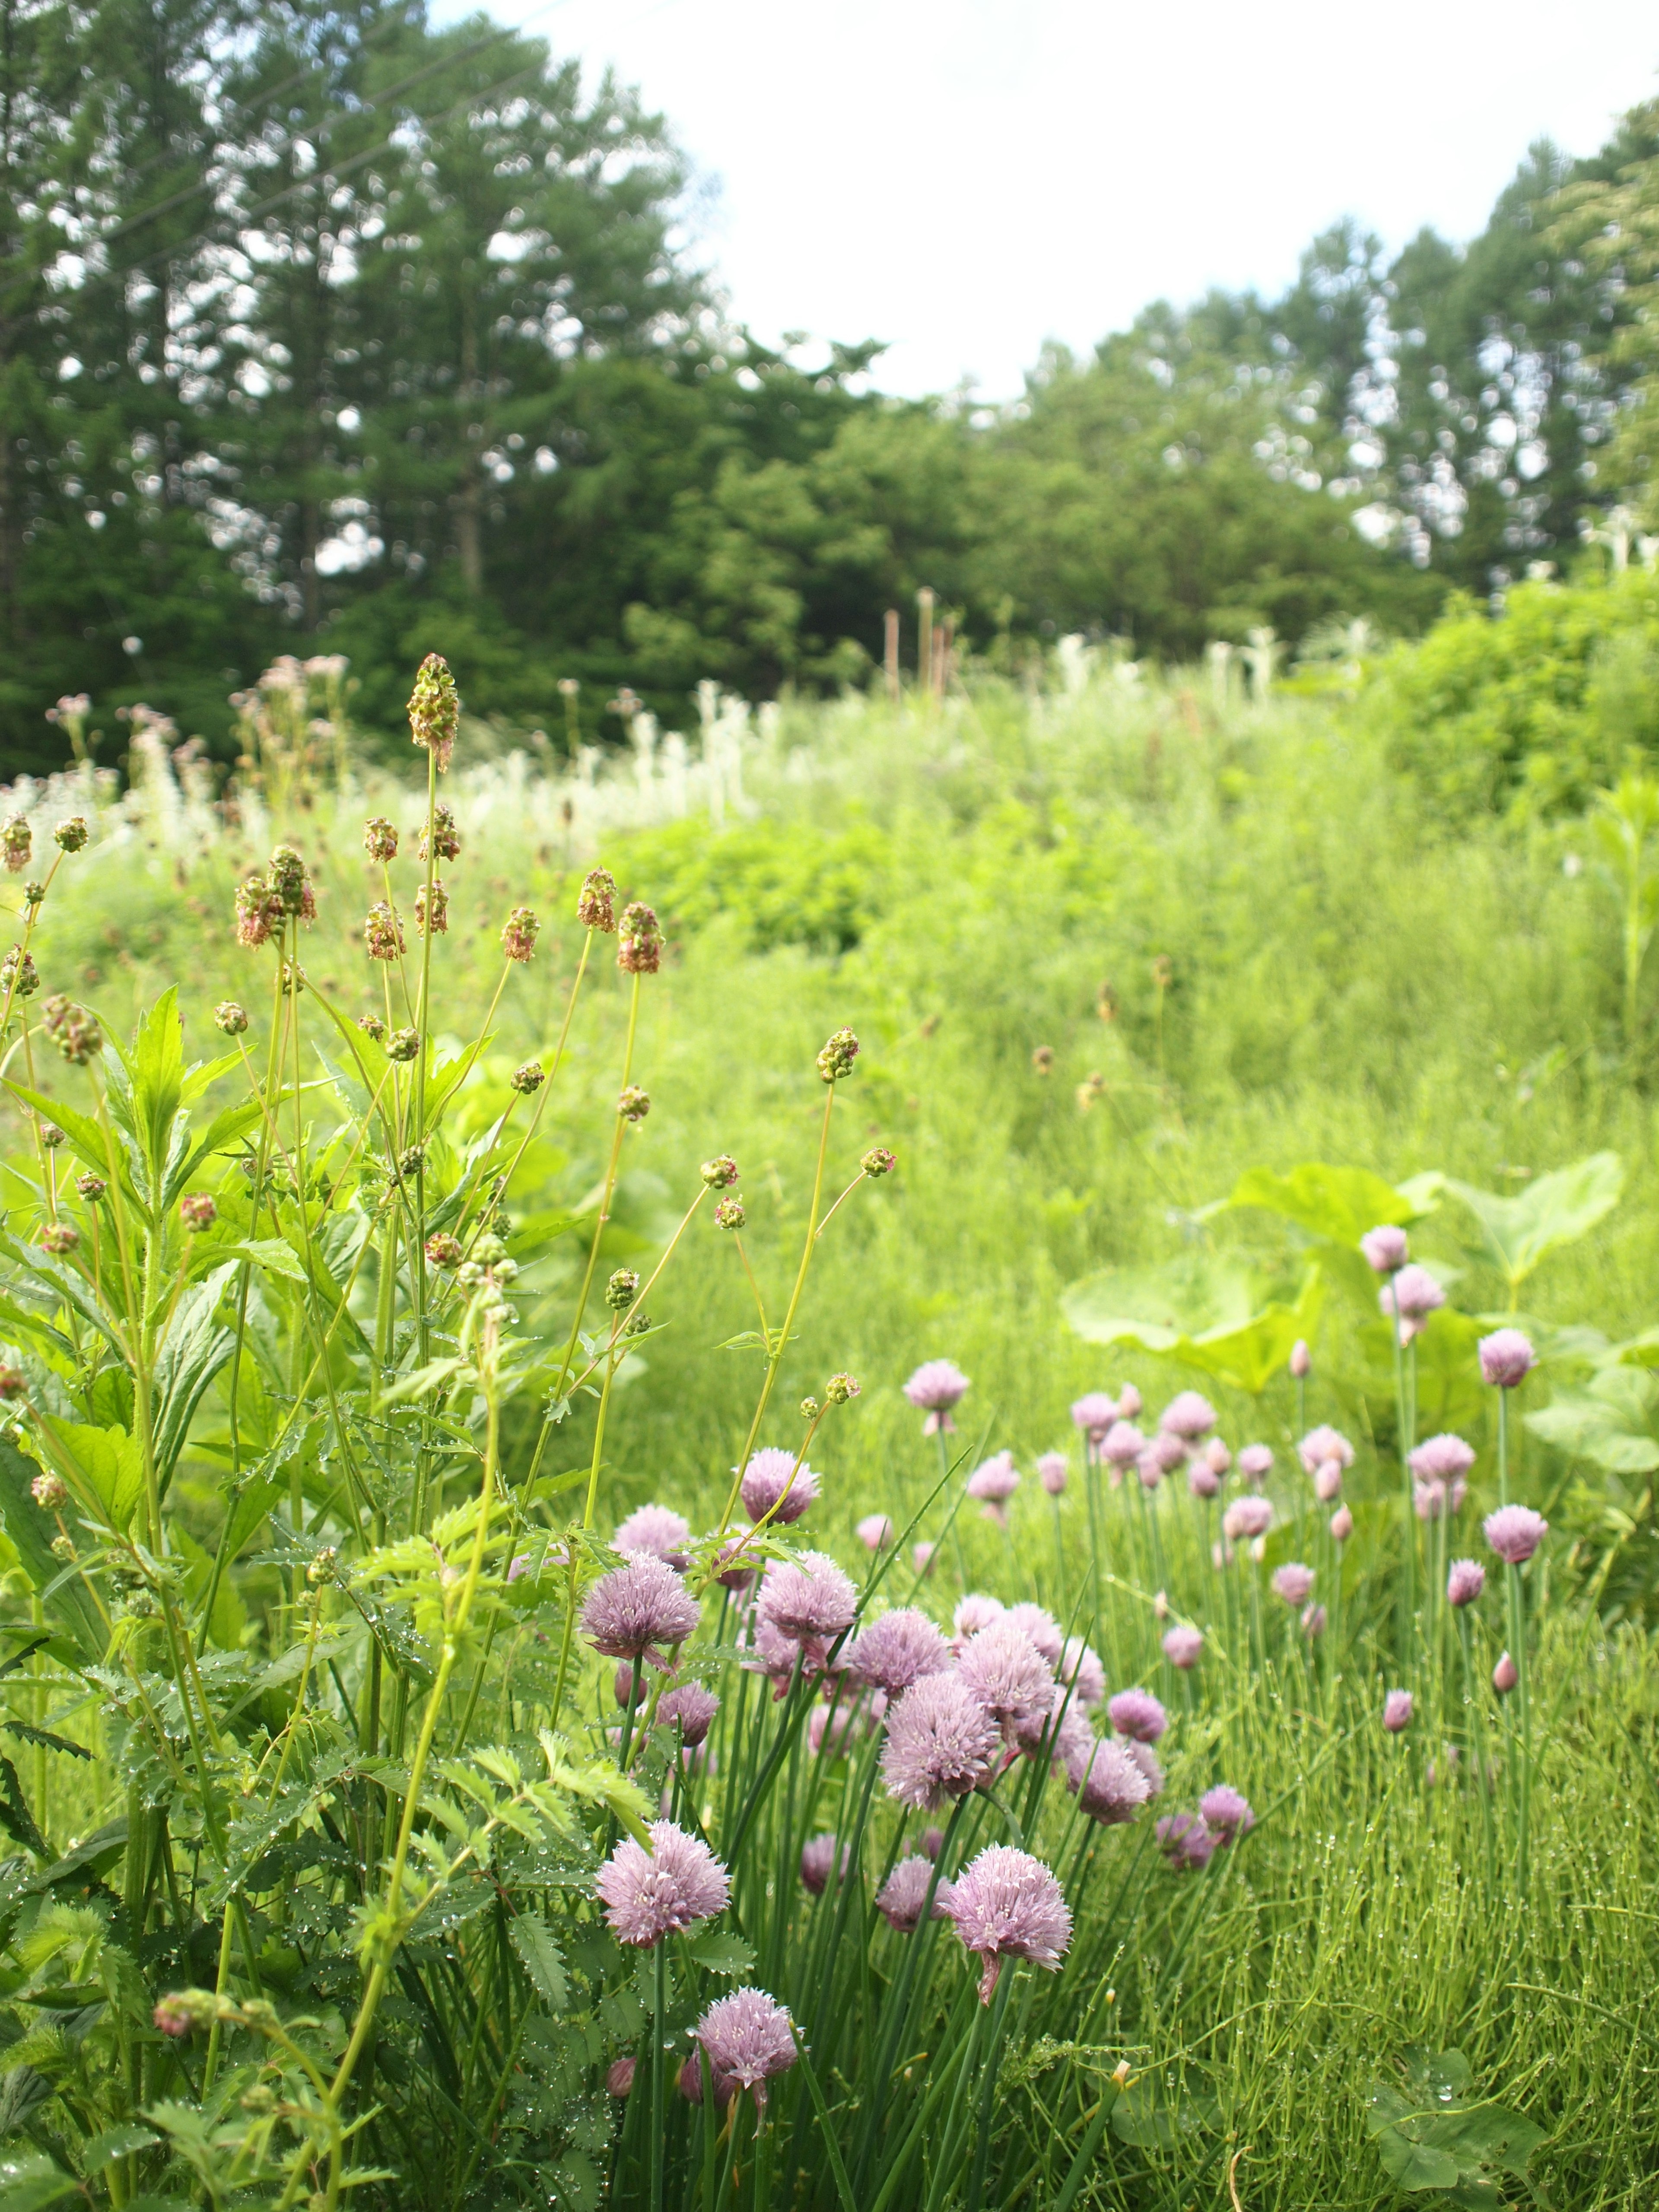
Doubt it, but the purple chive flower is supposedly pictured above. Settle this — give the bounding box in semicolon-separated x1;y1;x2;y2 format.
799;1834;850;1894
1301;1602;1327;1638
677;2052;733;2107
1101;1420;1144;1468
880;1672;1001;1810
1107;1688;1168;1744
1003;1602;1063;1665
1384;1264;1445;1342
1203;1437;1232;1475
1117;1382;1143;1418
1382;1689;1414;1733
1298;1426;1354;1476
712;1538;757;1592
920;1826;945;1861
1070;1391;1118;1442
658;1682;719;1746
944;1844;1072;2002
1310;1458;1342;1503
582;1557;699;1661
952;1592;1005;1642
957;1619;1055;1729
1157;1812;1216;1870
1188;1458;1221;1499
1221;1494;1273;1543
740;1448;820;1524
875;1854;953;1931
1410;1433;1475;1488
1069;1736;1152;1826
595;1821;730;1946
1148;1430;1188;1474
1271;1563;1315;1608
966;1450;1020;1526
849;1607;951;1697
1237;1443;1274;1484
1159;1391;1217;1440
691;1989;797;2110
1014;1683;1094;1774
905;1359;970;1434
614;1503;692;1569
1163;1623;1204;1669
1058;1638;1106;1707
607;2057;636;2098
1447;1558;1486;1608
1479;1328;1536;1388
1484;1504;1547;1564
1493;1651;1519;1694
1360;1224;1409;1274
1124;1738;1164;1796
856;1513;895;1551
1036;1451;1069;1495
757;1551;857;1649
1289;1339;1311;1379
1197;1785;1254;1842
743;1613;805;1696
1330;1503;1354;1542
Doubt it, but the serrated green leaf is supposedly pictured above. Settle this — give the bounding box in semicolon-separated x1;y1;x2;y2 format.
81;2123;159;2172
687;1932;753;1979
510;1911;569;2007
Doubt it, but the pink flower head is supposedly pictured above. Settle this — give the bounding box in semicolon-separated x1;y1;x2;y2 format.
1493;1650;1519;1694
800;1833;850;1894
1289;1339;1311;1379
757;1552;857;1650
1003;1602;1063;1665
1107;1688;1168;1744
614;1503;692;1569
1329;1503;1354;1543
1384;1265;1445;1341
582;1557;699;1661
1237;1443;1274;1484
658;1682;719;1746
875;1854;953;1931
1299;1426;1353;1477
1271;1563;1315;1608
742;1613;805;1696
1058;1637;1106;1707
1360;1224;1409;1274
1197;1785;1254;1841
1446;1558;1485;1608
1411;1433;1475;1484
905;1360;969;1433
1479;1328;1536;1389
1116;1382;1143;1419
1157;1812;1215;1870
957;1619;1055;1730
1382;1689;1414;1734
1311;1459;1342;1502
1101;1420;1144;1468
1203;1438;1232;1476
1221;1494;1273;1544
1187;1458;1220;1499
952;1592;1005;1643
1036;1451;1069;1496
967;1450;1020;1525
857;1513;895;1551
1148;1430;1188;1474
1137;1448;1166;1492
740;1448;820;1525
1070;1391;1118;1441
1163;1623;1203;1669
1015;1683;1093;1774
1301;1602;1327;1639
1070;1736;1152;1826
692;1989;797;2109
1484;1504;1547;1565
880;1672;1001;1809
677;2052;734;2108
850;1607;951;1697
1159;1390;1216;1441
943;1843;1072;2002
1125;1737;1164;1798
595;1821;730;1946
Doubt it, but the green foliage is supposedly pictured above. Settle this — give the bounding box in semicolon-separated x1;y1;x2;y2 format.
620;816;894;953
1367;2047;1546;2208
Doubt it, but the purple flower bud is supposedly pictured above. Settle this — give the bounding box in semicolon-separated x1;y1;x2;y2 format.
856;1513;894;1551
658;1681;719;1746
1447;1558;1485;1608
943;1843;1072;2003
1300;1602;1326;1639
1484;1504;1547;1564
1036;1451;1069;1495
875;1854;953;1931
1330;1504;1354;1543
1478;1328;1535;1388
1156;1812;1215;1870
1382;1689;1414;1734
1106;1688;1168;1744
1493;1650;1518;1694
966;1451;1020;1516
912;1541;937;1577
1271;1563;1315;1607
1197;1785;1253;1841
799;1833;849;1894
1187;1459;1220;1498
1289;1339;1311;1379
1162;1624;1203;1669
1313;1459;1344;1502
921;1826;945;1860
607;2057;636;2097
1360;1224;1409;1273
1069;1737;1151;1826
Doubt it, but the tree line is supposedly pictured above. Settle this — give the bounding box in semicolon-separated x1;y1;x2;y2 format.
4;0;1659;772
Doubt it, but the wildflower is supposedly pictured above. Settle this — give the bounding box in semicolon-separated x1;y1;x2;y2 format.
943;1843;1072;2003
386;1028;420;1063
1360;1224;1408;1273
740;1448;819;1524
958;1619;1054;1730
363;817;398;862
904;1358;969;1434
1271;1563;1315;1607
414;879;448;936
1058;1638;1106;1707
1410;1432;1475;1499
1015;1681;1093;1774
54;817;88;853
606;1268;640;1312
1221;1494;1273;1543
180;1194;216;1233
38;1123;64;1151
912;1540;937;1576
920;1826;945;1860
595;1820;729;1946
757;1552;856;1650
966;1449;1019;1526
1188;1458;1220;1499
40;1223;78;1255
1302;1600;1327;1638
1330;1503;1354;1542
1157;1812;1216;1870
862;1145;896;1176
358;1014;386;1042
1;817;31;872
1159;1391;1216;1440
824;1371;859;1404
615;1504;692;1569
364;902;404;961
876;1855;953;1931
1031;1045;1055;1073
510;1060;544;1095
266;845;314;920
1117;1382;1143;1418
1382;1690;1414;1733
1;947;37;999
408;652;460;772
1479;1328;1535;1388
1069;1391;1118;1442
1290;1339;1311;1378
953;1593;1004;1641
1311;1458;1342;1503
1447;1558;1485;1607
420;802;461;862
1384;1264;1445;1341
210;998;251;1040
800;1834;849;1894
658;1682;718;1746
1107;1688;1168;1744
850;1607;951;1697
617;902;663;974
1163;1624;1203;1669
701;1155;740;1189
577;867;617;931
857;1513;894;1551
607;2058;636;2098
501;906;539;962
880;1672;1001;1809
1484;1504;1547;1564
691;1989;797;2110
31;1471;67;1510
1299;1425;1353;1475
1197;1785;1254;1841
714;1195;745;1230
41;994;101;1063
75;1173;105;1201
1003;1602;1062;1665
1100;1420;1144;1471
1493;1651;1519;1694
618;1085;649;1122
816;1027;859;1082
713;1539;756;1592
1036;1451;1068;1495
1071;1737;1152;1826
153;1997;195;2038
581;1556;699;1662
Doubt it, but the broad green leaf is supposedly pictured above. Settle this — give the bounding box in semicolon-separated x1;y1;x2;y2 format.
509;1910;569;2007
1217;1161;1428;1245
1526;1365;1659;1472
166;1097;267;1204
0;2154;79;2212
150;1262;238;1490
688;1932;754;1979
1109;2075;1220;2149
1367;2088;1462;2192
38;1419;144;1534
227;1239;308;1284
0;2067;52;2139
0;1088;118;1191
81;2125;159;2173
168;1521;248;1652
1061;1254;1257;1352
128;987;187;1177
0;1438;106;1660
1445;1152;1624;1291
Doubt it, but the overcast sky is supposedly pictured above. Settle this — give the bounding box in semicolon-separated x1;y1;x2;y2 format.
442;0;1659;399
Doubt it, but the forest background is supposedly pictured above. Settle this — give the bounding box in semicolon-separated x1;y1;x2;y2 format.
10;0;1659;770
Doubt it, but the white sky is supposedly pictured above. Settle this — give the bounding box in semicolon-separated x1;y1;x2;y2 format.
446;0;1659;400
